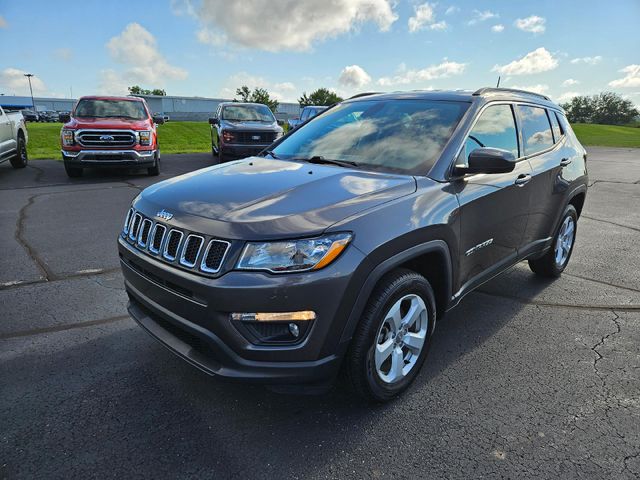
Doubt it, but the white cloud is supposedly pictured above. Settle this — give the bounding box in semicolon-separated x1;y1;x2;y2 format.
562;78;579;87
570;56;602;65
0;68;47;95
556;91;581;103
514;15;546;34
0;15;7;28
408;3;447;32
219;72;298;102
492;47;558;76
468;10;498;25
100;23;187;94
609;64;640;88
491;24;504;33
192;0;398;52
445;6;459;15
196;28;226;47
339;65;372;87
508;84;549;95
378;60;466;86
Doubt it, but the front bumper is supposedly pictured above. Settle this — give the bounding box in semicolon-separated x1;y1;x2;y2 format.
118;236;368;384
221;143;271;159
62;149;156;166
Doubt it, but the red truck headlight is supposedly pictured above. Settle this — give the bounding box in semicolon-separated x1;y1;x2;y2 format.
138;130;152;146
62;129;75;146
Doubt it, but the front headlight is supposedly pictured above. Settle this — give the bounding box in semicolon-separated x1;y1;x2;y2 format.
237;233;352;273
138;130;151;146
62;129;75;146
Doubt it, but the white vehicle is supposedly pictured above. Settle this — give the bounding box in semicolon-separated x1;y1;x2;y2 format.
0;106;29;168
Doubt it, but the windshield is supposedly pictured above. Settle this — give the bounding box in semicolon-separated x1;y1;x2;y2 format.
74;99;148;120
272;99;467;175
222;104;274;122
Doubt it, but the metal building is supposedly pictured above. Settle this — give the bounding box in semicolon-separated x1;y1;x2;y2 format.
0;94;301;122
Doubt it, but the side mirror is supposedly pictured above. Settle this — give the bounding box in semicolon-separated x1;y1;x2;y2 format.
163;115;170;122
209;117;219;125
153;115;165;125
456;147;516;175
59;113;71;123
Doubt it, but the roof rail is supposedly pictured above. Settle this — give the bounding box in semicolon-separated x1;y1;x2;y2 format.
472;87;550;101
348;92;381;100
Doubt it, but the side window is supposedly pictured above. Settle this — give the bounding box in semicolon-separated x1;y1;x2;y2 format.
517;105;554;155
465;104;519;160
555;112;567;136
549;110;563;142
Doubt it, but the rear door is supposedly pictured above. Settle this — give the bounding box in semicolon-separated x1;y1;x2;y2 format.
455;103;533;291
516;105;567;250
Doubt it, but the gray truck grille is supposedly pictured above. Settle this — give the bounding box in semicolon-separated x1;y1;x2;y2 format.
235;131;277;144
77;130;136;147
122;209;230;275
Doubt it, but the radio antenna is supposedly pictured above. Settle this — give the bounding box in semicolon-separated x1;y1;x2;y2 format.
496;76;501;88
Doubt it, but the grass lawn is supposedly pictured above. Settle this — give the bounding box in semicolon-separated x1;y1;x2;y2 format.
570;123;640;148
26;122;212;160
25;121;640;160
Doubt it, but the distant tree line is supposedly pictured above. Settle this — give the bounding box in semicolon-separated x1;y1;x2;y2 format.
128;85;167;96
298;88;343;107
234;86;279;112
561;92;638;125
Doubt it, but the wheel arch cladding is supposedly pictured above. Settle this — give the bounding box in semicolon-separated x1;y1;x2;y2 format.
339;240;452;344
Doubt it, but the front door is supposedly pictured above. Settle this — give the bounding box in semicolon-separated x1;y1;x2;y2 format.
455;103;532;293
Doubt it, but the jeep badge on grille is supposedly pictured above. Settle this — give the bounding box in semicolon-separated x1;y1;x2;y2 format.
156;209;174;221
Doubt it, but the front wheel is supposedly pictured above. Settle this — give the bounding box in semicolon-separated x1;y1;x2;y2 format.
64;161;83;178
10;136;28;168
528;204;578;277
344;269;436;402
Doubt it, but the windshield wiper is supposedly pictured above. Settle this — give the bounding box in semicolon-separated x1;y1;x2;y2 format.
262;149;280;159
294;156;359;168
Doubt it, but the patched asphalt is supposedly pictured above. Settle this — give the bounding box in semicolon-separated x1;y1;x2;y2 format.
1;148;639;479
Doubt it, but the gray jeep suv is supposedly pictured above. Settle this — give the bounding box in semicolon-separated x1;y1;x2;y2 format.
119;88;588;402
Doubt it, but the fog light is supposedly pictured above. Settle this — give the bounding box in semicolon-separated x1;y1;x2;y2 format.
288;323;300;338
231;311;316;322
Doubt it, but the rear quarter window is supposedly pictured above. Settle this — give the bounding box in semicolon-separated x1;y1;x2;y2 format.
549;111;563;142
517;105;554;155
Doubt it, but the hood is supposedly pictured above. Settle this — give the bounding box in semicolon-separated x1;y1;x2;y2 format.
66;117;152;130
220;120;281;132
135;157;416;240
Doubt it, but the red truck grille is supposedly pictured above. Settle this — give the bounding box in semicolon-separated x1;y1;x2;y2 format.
76;130;136;147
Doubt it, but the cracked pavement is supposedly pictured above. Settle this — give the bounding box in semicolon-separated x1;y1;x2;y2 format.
1;148;639;479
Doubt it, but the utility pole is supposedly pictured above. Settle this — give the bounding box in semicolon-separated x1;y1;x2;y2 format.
24;73;36;112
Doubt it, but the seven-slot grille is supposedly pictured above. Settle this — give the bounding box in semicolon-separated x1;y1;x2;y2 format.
234;131;277;144
122;208;230;275
77;130;136;147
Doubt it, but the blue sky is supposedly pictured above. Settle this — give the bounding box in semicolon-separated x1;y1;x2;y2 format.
1;0;639;105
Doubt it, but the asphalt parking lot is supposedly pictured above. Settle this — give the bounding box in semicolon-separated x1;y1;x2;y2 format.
1;148;639;479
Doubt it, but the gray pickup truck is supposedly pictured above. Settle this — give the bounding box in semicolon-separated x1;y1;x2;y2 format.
0;106;29;169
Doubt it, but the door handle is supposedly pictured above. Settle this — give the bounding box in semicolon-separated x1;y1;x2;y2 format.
514;174;531;186
560;158;572;167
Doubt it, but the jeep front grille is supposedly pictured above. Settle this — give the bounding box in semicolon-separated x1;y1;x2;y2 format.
122;209;232;276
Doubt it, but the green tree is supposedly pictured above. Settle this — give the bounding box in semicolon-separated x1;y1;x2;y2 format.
561;92;638;125
298;88;343;107
234;85;279;112
128;85;167;96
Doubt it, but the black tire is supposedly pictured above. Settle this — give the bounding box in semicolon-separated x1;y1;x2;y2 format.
528;204;578;277
147;152;160;176
64;161;83;178
9;135;28;168
344;268;436;403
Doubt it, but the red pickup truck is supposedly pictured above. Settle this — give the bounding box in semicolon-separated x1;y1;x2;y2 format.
60;96;164;178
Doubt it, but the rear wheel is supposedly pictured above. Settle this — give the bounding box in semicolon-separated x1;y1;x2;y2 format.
528;205;578;277
64;161;83;178
344;269;436;402
9;135;28;168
